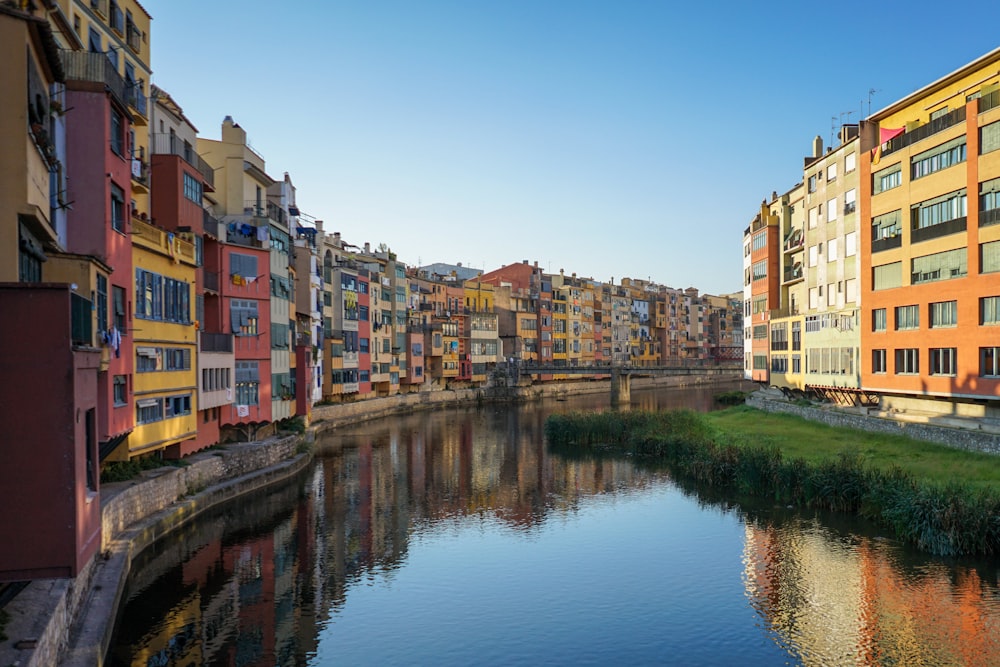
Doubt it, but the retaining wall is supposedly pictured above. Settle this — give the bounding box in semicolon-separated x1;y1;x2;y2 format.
747;395;1000;455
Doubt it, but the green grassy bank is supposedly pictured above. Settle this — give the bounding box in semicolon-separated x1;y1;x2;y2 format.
544;406;1000;557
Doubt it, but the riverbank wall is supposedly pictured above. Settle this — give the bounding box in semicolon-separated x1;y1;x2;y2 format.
746;390;1000;456
0;373;740;667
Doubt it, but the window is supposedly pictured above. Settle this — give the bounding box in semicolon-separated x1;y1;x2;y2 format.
827;197;838;221
809;207;818;229
111;182;125;232
873;308;887;332
751;231;767;251
929;301;957;328
827;163;837;181
230;252;258;279
873;262;901;290
808;245;818;267
895;348;919;374
183;172;202;203
911;248;967;284
96;274;108;333
165;394;191;418
981;347;1000;377
359;337;369;353
230;299;258;336
110;108;124;156
235;361;259;405
981;178;1000;225
791;321;801;351
873;165;902;194
911;138;966;179
845;231;857;257
844;189;857;215
807;174;817;193
982;240;1000;273
88;26;101;52
770;323;787;351
845;278;858;303
113;285;126;333
982;296;1000;325
912;190;966;229
828;238;838;261
113;375;127;406
136;398;163;425
895;305;919;330
752;260;767;281
982;121;1000;155
929;348;957;376
165;347;191;370
845;152;856;173
770;355;788;373
792;355;801;373
872;349;887;374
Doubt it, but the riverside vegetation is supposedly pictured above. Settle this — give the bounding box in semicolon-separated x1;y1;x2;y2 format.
544;406;1000;557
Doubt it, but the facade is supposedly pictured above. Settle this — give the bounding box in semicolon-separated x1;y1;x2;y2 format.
198;117;275;438
267;173;296;421
801;131;861;398
747;200;781;382
860;49;1000;415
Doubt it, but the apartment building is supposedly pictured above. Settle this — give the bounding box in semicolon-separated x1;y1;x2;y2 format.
746;199;781;382
765;186;804;389
860;48;1000;417
801;131;862;400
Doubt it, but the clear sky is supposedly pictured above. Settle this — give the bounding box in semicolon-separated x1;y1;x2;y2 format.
146;1;1000;296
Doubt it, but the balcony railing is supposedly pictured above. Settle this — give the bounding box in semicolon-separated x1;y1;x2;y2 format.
979;89;1000;115
203;210;219;238
980;207;1000;227
150;133;215;189
61;50;126;110
203;270;219;292
71;293;93;347
200;332;233;353
783;228;804;252
225;224;265;248
130;157;149;187
882;106;966;157
911;216;966;244
127;23;142;53
783;265;803;283
871;234;902;253
124;83;146;119
132;218;197;262
844;201;856;215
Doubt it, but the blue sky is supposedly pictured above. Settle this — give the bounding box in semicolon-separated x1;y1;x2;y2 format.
147;1;1000;295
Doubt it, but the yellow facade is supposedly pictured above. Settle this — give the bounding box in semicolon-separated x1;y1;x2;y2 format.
127;219;198;459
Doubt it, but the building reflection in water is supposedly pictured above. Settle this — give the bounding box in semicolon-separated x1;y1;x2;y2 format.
109;391;1000;666
743;518;1000;666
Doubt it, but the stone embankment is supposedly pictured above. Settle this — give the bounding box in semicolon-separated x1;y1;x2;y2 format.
0;373;739;667
747;389;1000;456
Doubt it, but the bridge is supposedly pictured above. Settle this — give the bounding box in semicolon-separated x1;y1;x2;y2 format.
515;362;743;406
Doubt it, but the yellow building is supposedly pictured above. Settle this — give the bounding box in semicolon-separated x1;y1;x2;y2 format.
768;184;807;391
464;278;499;382
126;219;198;459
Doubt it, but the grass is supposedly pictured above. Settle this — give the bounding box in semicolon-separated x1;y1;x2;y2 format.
707;405;1000;492
545;406;1000;557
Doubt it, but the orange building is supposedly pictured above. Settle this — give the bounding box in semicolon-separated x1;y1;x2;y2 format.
746;201;781;383
859;48;1000;416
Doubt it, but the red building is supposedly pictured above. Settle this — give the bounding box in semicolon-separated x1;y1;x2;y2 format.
0;285;101;580
62;50;137;455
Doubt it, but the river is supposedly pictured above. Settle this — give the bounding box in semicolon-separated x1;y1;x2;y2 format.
108;384;1000;666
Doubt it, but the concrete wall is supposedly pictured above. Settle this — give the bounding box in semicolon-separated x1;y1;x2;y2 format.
747;394;1000;455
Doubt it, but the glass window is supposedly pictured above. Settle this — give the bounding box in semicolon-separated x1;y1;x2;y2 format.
929;301;957;328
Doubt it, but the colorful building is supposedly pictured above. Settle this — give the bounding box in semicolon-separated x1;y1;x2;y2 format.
860;48;1000;417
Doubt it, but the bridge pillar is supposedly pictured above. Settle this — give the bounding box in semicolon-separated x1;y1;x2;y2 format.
610;367;631;408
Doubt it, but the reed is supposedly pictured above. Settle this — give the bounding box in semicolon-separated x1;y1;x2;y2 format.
545;408;1000;557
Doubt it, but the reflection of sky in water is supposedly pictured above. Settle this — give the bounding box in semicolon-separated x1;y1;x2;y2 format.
315;483;782;667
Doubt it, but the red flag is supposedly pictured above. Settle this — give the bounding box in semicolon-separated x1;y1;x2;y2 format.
879;126;905;144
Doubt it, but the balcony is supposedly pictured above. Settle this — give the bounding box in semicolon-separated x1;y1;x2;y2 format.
243;200;286;226
882;107;966;157
872;234;902;253
979;89;1000;115
225;223;265;248
124;84;147;122
62;50;127;110
151;133;215;190
783;264;803;283
203;210;219;238
130;157;149;192
980;207;1000;228
203;270;220;293
90;0;107;18
132;218;197;263
844;201;856;215
127;22;142;53
911;216;966;243
783;228;804;253
200;332;233;353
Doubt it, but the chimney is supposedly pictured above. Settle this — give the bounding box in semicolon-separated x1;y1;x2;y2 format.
315;220;324;233
364;242;370;254
771;191;777;202
812;135;823;158
522;259;529;264
333;232;341;247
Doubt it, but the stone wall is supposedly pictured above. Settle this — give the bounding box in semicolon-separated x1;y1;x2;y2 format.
746;395;1000;455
